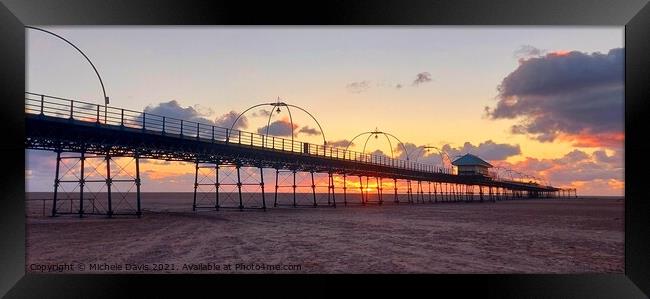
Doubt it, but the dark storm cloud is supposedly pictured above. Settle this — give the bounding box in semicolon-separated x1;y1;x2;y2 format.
257;119;297;137
486;48;624;146
412;72;432;86
346;80;371;93
441;140;521;161
298;126;321;136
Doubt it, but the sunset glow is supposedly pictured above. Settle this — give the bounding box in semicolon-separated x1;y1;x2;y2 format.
25;27;624;196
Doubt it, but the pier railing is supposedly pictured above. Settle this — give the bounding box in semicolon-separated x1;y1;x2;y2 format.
26;92;453;174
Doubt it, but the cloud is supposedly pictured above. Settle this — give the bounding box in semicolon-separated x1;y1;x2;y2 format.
513;45;545;60
251;109;272;118
392;140;520;168
486;48;624;147
143;100;247;130
346;80;372;93
298;126;321;136
593;150;623;164
499;148;624;195
555;149;590;165
144;100;212;124
441;140;521;161
25;149;58;192
395;84;403;89
257;119;298;137
214;110;247;130
328;139;354;148
369;149;389;158
412;72;432;86
392;143;447;166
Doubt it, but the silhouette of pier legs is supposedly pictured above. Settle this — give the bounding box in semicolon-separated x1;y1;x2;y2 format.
51;148;141;217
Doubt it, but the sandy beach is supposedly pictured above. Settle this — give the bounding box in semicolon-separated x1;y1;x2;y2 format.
25;194;624;273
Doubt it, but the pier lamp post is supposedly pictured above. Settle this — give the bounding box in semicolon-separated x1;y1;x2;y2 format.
27;26;110;123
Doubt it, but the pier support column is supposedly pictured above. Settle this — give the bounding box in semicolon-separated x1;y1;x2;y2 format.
311;171;317;207
105;154;113;217
192;159;199;211
51;150;61;217
274;169;279;207
343;174;347;206
78;151;85;217
407;180;413;204
135;153;141;217
215;165;220;210
192;161;220;211
293;170;297;208
328;172;336;207
393;178;399;203
359;176;365;205
260;167;266;211
376;177;383;205
236;164;243;211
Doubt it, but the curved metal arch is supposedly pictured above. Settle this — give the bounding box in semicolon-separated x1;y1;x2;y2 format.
361;133;374;159
27;26;109;112
286;104;327;145
264;104;295;144
344;131;372;160
382;132;410;161
384;134;395;159
229;101;327;146
362;132;395;158
344;130;409;161
412;145;453;171
229;103;271;138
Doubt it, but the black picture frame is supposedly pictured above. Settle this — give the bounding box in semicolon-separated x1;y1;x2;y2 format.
1;0;648;297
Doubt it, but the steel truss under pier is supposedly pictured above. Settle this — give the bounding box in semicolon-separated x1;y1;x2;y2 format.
272;169;336;208
50;149;141;217
26;93;569;217
192;162;267;211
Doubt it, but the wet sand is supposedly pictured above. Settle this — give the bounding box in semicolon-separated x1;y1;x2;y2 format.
25;195;624;273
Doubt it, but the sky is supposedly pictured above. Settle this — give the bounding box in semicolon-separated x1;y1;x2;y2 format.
25;26;624;196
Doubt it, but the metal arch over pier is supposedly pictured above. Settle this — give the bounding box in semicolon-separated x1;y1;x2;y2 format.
228;98;328;146
25;92;573;217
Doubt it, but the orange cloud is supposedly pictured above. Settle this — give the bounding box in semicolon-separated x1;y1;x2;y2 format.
557;132;624;148
549;50;571;56
607;179;624;190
